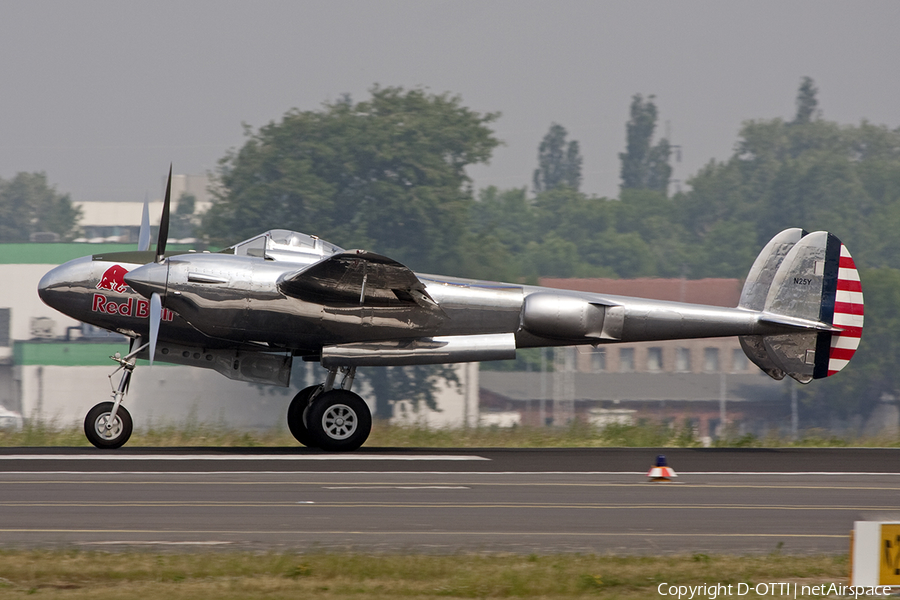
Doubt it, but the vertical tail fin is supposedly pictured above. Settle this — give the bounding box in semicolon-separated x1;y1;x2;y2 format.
738;228;805;381
739;229;863;383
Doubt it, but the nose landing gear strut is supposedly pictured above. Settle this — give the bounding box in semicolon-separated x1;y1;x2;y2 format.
84;339;146;449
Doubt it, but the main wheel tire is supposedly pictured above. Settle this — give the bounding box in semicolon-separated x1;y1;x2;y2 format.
287;385;321;447
84;402;133;449
307;389;372;452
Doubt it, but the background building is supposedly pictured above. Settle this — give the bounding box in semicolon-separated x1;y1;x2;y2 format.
73;174;212;243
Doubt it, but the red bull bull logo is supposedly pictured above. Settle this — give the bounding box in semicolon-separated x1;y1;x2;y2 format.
97;264;130;294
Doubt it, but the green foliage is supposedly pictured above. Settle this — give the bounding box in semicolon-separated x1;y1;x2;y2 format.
793;76;819;125
676;106;900;277
532;123;582;193
3;418;898;448
169;192;197;239
467;185;688;281
0;550;850;600
362;364;460;420
662;78;900;418
203;86;499;275
195;79;900;423
0;172;81;241
619;94;672;195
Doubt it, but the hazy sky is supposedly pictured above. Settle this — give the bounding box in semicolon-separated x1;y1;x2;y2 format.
2;0;899;204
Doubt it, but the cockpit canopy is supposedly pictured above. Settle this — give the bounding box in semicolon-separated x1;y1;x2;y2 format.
227;230;344;263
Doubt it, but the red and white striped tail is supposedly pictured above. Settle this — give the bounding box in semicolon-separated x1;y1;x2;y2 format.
828;244;864;376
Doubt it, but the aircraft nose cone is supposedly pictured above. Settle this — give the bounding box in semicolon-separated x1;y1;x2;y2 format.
37;267;61;303
37;256;91;308
124;262;169;298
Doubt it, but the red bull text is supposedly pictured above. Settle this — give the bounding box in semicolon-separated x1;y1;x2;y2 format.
92;294;175;321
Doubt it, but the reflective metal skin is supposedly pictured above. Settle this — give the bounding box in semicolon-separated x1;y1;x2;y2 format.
36;173;864;451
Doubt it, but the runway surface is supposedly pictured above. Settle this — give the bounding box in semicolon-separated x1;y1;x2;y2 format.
1;447;898;553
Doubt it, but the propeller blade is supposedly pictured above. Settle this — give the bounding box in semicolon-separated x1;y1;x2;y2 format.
156;164;172;262
138;194;151;252
149;293;161;367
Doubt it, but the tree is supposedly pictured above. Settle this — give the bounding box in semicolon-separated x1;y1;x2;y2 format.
203;87;498;418
793;76;819;125
677;108;900;274
673;81;900;420
619;94;672;195
0;172;81;241
363;364;459;420
532;123;582;193
170;192;197;240
203;86;500;274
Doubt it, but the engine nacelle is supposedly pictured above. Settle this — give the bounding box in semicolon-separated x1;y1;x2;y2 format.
521;292;620;341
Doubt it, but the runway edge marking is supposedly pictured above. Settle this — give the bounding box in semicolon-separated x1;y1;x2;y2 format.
0;454;489;462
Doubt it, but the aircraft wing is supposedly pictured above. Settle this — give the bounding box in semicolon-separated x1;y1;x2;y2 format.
277;250;444;316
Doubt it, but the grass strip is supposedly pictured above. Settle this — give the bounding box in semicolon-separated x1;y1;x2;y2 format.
1;419;899;448
0;550;849;599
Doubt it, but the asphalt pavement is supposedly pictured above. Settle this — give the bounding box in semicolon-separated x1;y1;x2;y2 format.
0;447;897;553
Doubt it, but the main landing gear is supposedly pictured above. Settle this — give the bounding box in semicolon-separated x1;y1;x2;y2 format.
287;366;372;452
82;347;371;452
84;340;143;449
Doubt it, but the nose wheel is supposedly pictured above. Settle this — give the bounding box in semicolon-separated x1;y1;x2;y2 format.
84;401;133;449
83;340;144;449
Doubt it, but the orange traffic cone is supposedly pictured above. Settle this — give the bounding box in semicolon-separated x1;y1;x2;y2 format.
647;454;677;482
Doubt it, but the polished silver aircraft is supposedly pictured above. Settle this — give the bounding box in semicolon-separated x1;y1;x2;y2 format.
38;168;865;451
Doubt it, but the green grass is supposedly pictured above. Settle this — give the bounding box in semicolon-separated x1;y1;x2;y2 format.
0;551;850;599
2;417;899;448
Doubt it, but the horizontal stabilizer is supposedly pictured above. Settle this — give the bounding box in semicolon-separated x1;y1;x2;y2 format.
756;313;842;333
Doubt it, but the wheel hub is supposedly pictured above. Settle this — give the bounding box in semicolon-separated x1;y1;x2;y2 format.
95;413;122;440
321;404;357;440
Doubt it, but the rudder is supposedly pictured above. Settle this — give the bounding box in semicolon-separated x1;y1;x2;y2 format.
824;242;864;376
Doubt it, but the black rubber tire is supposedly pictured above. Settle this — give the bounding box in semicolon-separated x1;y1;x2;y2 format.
84;402;133;449
307;389;372;452
287;385;321;448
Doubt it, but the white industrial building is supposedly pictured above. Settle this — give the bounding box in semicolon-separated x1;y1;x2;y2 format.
72;174;213;244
